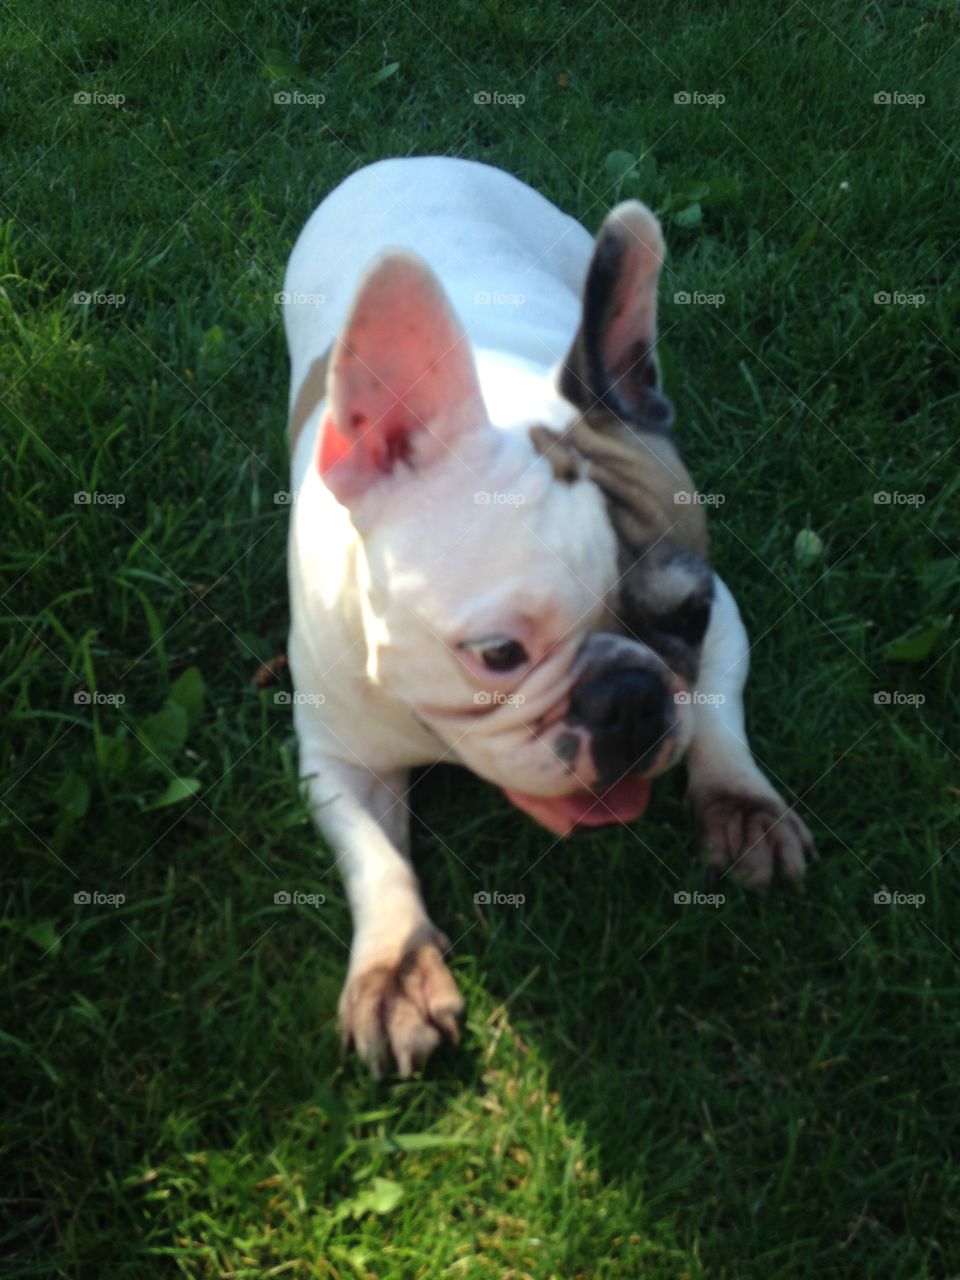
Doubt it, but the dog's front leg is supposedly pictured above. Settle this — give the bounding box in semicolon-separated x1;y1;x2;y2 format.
302;756;464;1076
685;575;816;889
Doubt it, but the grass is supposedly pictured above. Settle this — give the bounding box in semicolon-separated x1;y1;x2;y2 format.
1;0;958;1275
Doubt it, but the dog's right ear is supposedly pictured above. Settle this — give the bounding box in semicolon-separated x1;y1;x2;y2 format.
560;202;673;433
319;251;488;506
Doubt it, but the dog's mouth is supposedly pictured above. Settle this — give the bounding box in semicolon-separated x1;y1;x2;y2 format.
502;775;652;836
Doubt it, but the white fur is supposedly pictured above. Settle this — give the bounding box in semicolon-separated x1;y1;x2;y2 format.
286;158;621;794
284;158;811;1074
686;575;781;799
284;157;592;418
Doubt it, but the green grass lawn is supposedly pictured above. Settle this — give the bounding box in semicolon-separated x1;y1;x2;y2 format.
2;1;958;1275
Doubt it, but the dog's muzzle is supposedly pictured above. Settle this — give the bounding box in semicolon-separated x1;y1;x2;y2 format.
568;666;670;783
501;633;683;837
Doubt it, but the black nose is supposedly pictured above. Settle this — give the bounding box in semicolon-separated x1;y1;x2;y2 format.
568;668;668;779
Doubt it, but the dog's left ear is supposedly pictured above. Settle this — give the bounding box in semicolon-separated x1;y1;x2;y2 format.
560;202;673;432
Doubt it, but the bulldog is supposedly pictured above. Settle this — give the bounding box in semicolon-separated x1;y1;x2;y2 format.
283;157;815;1076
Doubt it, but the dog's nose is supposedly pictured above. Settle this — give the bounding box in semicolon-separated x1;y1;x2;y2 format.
568;668;668;777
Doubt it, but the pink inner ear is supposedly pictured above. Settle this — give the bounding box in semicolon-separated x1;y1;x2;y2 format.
317;411;352;475
317;408;414;480
606;245;658;368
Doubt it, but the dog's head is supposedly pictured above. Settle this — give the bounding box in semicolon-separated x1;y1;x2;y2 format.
312;201;712;835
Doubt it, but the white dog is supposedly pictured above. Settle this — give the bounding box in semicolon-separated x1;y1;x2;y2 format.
283;158;815;1075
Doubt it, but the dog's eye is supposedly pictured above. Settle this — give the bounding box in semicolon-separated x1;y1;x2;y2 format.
659;597;712;647
462;636;529;672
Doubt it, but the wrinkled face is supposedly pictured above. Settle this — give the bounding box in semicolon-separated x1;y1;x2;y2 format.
316;201;712;836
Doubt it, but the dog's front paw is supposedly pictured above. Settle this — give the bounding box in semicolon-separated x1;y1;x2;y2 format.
691;787;816;890
338;928;465;1077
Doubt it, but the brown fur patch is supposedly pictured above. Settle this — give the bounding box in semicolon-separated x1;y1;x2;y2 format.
565;409;708;559
288;348;331;454
529;424;581;482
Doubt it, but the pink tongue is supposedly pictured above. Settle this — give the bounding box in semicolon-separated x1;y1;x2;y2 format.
503;776;652;837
